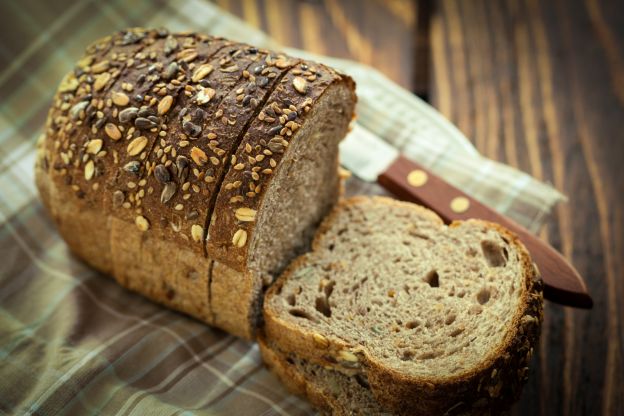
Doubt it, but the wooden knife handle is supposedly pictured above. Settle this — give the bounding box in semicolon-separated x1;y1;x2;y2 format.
378;155;592;309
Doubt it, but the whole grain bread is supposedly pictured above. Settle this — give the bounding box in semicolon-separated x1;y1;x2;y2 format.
35;27;356;339
263;196;543;415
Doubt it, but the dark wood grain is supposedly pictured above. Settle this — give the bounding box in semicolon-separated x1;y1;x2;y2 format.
219;0;624;414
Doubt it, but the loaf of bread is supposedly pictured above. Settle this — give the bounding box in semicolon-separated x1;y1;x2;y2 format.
35;27;356;339
263;196;543;415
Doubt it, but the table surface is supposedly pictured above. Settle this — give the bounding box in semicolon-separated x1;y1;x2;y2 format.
214;0;624;415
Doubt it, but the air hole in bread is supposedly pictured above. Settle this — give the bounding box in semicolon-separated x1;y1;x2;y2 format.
328;243;335;252
418;351;439;360
450;327;464;337
466;247;478;257
406;320;420;329
401;350;415;361
323;280;336;298
289;308;315;321
403;284;411;295
481;240;507;267
354;374;370;389
445;313;456;325
476;288;491;305
423;270;439;288
315;296;332;317
286;294;296;306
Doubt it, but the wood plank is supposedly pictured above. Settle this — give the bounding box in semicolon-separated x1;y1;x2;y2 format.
430;1;624;415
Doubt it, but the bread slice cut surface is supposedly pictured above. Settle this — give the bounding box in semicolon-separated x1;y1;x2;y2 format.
263;196;543;415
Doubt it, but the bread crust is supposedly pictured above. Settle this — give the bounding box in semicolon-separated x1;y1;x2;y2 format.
263;196;543;415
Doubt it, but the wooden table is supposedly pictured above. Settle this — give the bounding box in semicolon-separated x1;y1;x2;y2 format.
215;1;624;414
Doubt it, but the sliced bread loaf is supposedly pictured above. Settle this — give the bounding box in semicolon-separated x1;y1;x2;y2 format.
35;28;356;339
263;196;543;415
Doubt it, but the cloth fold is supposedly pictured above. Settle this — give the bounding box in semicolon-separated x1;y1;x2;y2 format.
0;1;563;414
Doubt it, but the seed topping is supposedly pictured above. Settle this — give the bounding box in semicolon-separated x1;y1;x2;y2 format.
104;123;122;140
127;136;148;156
157;95;173;115
232;229;248;247
187;147;207;166
293;77;307;94
235;207;257;222
135;215;149;231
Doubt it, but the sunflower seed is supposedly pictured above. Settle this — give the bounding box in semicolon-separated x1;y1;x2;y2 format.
176;155;189;180
138;106;156;118
160;182;177;203
164;36;178;55
135;117;157;130
163;61;179;80
119;107;139;123
183;121;202;137
268;125;283;136
69;101;88;120
123;160;140;174
154;164;170;182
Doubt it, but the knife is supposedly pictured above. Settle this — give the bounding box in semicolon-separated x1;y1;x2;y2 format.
340;125;592;309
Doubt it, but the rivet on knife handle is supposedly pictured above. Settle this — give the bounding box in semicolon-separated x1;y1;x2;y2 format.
378;155;592;309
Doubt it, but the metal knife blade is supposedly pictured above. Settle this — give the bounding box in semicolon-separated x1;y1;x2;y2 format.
340;124;592;309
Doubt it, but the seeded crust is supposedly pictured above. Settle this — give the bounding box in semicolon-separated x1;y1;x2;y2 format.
206;62;355;274
35;28;356;337
259;336;392;416
263;196;543;415
208;76;356;338
107;37;300;305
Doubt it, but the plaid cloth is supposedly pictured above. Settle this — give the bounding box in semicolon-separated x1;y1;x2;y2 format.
0;1;564;415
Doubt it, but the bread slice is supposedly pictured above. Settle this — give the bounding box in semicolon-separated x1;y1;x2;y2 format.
208;64;355;338
259;336;392;416
263;196;543;415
